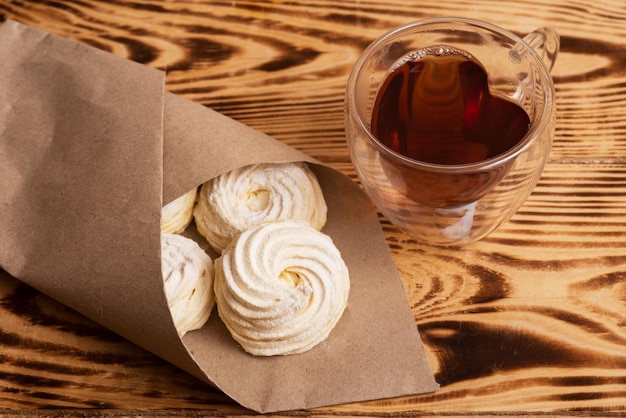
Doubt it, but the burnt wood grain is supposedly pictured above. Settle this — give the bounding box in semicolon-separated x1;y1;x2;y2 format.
1;0;626;416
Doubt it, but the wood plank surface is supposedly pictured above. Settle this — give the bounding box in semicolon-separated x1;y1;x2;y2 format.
1;0;626;416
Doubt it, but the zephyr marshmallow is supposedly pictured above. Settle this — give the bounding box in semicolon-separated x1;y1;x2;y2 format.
193;162;327;253
161;233;215;336
214;220;350;356
161;188;198;234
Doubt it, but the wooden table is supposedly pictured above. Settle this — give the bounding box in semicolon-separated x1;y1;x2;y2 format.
1;1;625;416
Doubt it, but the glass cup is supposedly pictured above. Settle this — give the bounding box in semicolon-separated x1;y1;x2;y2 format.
345;17;559;246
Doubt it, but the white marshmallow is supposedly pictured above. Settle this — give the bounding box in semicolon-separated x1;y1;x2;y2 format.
161;188;198;234
214;220;350;356
161;233;215;336
193;162;327;253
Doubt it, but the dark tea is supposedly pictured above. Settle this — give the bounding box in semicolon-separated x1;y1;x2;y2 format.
371;46;530;165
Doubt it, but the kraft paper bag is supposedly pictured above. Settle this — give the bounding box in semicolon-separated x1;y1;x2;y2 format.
0;20;438;412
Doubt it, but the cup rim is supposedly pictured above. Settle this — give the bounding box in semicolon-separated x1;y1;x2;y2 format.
347;16;556;174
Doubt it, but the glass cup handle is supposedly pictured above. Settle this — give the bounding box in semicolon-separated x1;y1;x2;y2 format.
510;27;560;72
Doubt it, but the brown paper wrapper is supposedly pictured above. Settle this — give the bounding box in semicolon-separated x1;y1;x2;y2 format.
0;20;438;413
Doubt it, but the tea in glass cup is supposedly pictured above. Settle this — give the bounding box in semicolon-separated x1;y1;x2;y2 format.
345;17;559;245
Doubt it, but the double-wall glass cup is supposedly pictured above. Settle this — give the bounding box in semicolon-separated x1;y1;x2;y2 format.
345;17;559;246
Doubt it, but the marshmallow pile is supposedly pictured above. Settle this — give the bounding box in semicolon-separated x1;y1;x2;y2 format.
159;162;350;355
